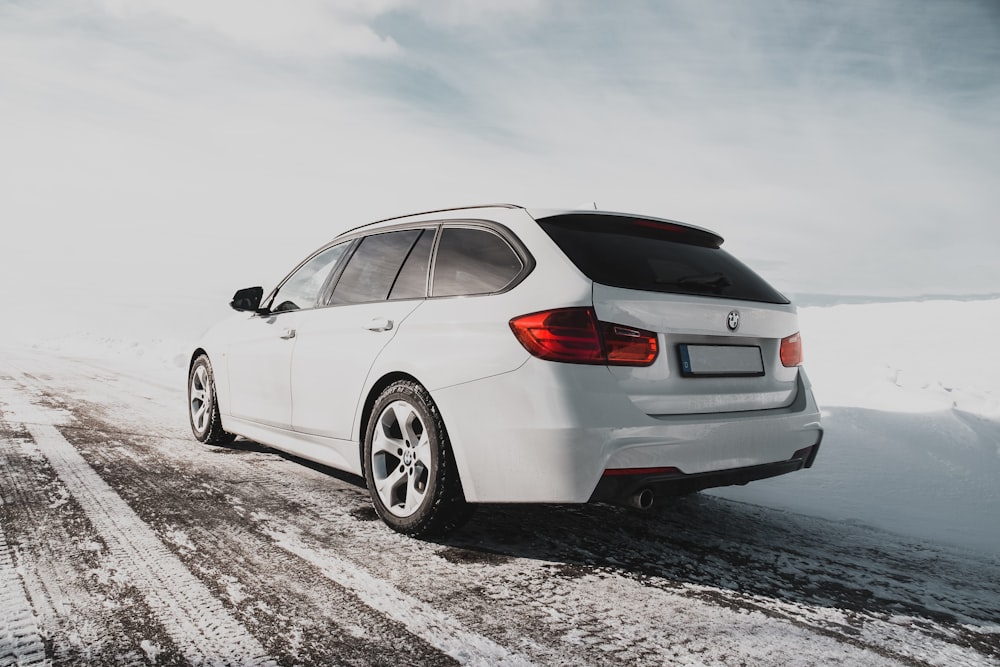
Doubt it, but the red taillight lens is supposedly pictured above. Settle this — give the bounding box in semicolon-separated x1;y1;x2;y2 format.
602;323;659;365
509;308;604;364
510;308;658;366
780;332;803;367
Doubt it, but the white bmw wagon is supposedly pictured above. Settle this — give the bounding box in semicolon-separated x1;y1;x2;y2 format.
188;205;823;536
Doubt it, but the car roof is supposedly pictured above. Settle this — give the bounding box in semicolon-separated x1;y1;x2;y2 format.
336;204;723;243
337;204;525;238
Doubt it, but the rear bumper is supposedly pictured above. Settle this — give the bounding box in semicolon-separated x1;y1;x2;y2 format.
589;437;822;504
431;358;823;504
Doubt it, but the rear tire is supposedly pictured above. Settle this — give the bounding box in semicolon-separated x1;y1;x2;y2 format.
188;354;235;445
363;380;473;537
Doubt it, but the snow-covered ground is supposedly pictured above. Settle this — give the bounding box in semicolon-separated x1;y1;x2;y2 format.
713;298;1000;554
10;296;1000;555
3;295;999;665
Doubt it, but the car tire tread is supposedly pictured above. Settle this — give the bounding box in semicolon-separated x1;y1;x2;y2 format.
189;354;236;446
364;380;474;537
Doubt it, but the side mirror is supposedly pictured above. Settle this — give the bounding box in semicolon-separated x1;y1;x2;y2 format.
230;286;265;313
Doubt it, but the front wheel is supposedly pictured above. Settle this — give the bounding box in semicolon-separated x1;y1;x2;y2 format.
363;380;473;537
188;354;235;445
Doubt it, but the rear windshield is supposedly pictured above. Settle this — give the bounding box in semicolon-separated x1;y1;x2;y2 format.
536;214;789;305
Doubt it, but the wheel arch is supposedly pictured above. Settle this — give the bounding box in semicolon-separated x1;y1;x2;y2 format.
357;371;422;473
357;371;475;495
359;371;475;535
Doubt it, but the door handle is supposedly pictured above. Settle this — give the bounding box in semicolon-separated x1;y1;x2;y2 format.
280;328;296;340
365;318;393;332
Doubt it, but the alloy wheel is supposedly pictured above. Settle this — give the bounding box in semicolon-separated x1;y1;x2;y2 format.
370;400;432;518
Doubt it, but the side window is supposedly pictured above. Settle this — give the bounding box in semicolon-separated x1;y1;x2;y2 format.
388;229;435;301
331;230;421;305
432;227;523;297
271;242;351;313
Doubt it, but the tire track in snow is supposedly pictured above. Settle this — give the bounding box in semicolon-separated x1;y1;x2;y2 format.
143;428;995;666
6;354;536;665
261;523;535;667
0;521;47;667
1;417;188;666
8;402;277;667
7;363;527;666
8;347;1000;665
60;426;473;665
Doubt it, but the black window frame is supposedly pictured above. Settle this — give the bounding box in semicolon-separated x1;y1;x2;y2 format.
267;219;535;313
320;219;534;305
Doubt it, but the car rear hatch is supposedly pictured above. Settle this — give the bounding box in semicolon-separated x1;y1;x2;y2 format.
534;212;801;416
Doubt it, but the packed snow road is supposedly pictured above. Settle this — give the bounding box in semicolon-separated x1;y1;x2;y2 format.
1;346;998;666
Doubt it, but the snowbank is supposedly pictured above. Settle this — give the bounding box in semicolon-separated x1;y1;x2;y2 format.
712;298;1000;554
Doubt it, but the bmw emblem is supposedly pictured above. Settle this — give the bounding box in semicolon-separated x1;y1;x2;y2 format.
727;310;740;331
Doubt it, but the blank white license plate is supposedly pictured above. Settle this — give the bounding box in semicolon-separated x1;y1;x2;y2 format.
678;344;764;377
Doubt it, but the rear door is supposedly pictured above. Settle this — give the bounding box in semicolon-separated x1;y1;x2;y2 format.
536;213;801;416
289;227;434;440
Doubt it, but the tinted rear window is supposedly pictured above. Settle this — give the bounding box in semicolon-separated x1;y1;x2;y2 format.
432;227;523;297
537;214;789;304
388;228;434;300
331;230;421;305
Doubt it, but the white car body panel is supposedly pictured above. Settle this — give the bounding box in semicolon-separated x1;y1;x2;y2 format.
224;415;361;476
289;299;422;440
225;312;299;428
593;284;800;415
431;358;820;503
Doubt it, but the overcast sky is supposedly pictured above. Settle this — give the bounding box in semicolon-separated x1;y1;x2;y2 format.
3;0;999;336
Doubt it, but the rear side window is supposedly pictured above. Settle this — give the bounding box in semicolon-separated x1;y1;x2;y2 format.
331;230;421;305
432;227;523;297
537;214;789;304
389;229;434;300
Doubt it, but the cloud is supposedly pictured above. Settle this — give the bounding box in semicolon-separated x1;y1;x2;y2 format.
1;0;998;314
93;0;400;58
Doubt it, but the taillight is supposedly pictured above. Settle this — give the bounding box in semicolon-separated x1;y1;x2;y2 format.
780;332;803;367
510;307;658;366
508;308;603;364
602;323;659;365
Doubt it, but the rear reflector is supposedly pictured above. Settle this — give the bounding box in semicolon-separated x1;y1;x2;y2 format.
780;332;803;367
510;307;658;366
603;466;681;477
792;444;820;468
